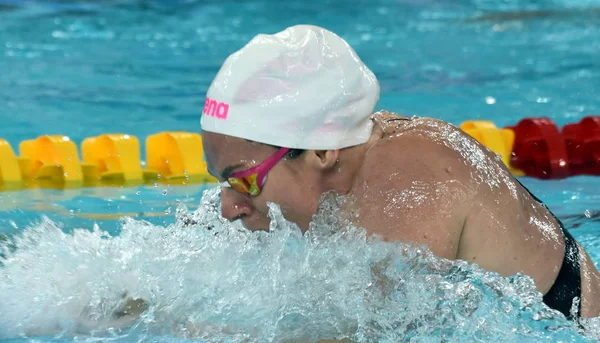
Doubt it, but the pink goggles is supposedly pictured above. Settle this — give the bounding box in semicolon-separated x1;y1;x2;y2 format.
226;148;290;196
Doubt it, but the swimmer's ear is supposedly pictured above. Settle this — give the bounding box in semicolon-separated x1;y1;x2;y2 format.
307;150;339;170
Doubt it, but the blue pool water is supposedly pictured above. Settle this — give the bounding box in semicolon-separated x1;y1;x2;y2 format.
1;0;600;341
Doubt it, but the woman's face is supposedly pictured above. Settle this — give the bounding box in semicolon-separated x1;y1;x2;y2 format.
202;131;324;231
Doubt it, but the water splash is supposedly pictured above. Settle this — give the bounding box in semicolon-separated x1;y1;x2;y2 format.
0;188;598;342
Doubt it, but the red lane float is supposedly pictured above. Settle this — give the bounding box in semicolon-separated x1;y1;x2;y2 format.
505;118;570;179
562;116;600;176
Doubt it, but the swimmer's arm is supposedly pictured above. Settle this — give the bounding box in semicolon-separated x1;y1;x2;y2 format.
349;126;475;260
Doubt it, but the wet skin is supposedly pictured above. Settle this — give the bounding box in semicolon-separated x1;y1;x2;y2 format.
202;110;600;318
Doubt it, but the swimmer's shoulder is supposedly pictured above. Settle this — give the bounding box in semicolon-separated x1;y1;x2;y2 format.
364;111;475;182
363;110;481;195
352;112;477;258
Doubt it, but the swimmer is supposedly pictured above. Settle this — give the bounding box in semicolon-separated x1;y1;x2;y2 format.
200;24;600;320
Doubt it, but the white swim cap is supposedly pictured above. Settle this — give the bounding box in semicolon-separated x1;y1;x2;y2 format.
200;24;380;150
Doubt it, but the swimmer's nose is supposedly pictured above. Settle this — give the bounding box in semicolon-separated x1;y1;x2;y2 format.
220;187;252;221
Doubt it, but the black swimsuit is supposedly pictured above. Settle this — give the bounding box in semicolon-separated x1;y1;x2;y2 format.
516;180;582;320
543;225;582;319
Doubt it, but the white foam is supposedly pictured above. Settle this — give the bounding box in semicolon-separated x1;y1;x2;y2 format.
0;188;595;342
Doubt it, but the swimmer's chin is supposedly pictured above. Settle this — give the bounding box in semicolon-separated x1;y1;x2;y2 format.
240;219;269;232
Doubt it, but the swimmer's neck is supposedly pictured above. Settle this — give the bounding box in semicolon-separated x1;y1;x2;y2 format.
321;135;377;197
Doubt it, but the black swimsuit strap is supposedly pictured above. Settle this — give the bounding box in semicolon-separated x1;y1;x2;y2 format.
514;179;582;319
